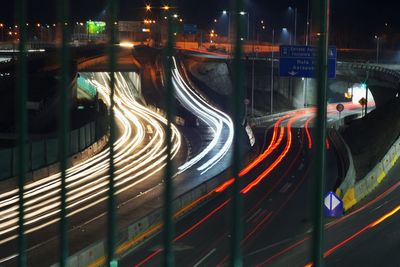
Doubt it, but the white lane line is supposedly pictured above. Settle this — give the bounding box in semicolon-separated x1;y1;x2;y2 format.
246;238;292;257
279;182;292;193
193;248;216;267
246;208;262;223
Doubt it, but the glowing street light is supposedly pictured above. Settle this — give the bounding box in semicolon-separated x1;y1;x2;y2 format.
163;5;170;11
145;4;151;11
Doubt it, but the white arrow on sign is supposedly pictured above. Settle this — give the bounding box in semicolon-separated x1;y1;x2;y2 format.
324;193;341;210
288;71;298;76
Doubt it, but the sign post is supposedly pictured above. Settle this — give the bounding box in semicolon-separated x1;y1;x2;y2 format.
336;103;344;121
279;45;337;78
359;97;367;117
324;191;343;217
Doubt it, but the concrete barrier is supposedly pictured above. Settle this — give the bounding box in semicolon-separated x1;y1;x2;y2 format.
340;134;400;211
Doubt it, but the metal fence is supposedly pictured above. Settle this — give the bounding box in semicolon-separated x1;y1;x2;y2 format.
12;0;329;266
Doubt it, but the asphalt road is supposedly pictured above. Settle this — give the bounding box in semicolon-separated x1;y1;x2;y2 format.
0;68;235;266
119;103;379;267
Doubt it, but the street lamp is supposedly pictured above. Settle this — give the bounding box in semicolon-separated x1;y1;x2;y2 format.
288;6;297;45
145;4;151;12
375;35;381;64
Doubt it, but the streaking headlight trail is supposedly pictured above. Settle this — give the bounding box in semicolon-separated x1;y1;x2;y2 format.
172;57;234;175
0;72;182;246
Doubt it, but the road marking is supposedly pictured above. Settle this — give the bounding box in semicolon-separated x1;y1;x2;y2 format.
246;238;292;257
298;163;304;171
279;182;292;193
193;248;216;267
246;208;262;223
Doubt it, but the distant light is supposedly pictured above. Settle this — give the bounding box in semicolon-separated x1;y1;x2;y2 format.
214;19;217;23
119;42;134;48
222;10;227;15
282;28;288;32
163;5;170;11
142;28;151;33
173;14;178;18
37;23;41;27
77;106;85;110
240;11;246;15
240;37;244;41
145;4;151;11
261;20;264;24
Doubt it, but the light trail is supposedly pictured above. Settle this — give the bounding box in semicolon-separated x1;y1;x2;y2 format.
0;72;182;246
171;56;234;175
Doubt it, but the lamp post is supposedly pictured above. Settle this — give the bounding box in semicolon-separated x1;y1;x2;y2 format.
270;29;275;114
375;35;380;64
223;10;249;52
288;6;298;45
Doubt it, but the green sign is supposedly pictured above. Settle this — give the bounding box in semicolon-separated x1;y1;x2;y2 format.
86;21;106;34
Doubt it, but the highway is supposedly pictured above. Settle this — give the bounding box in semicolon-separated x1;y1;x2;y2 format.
0;67;234;266
120;101;374;266
0;71;183;265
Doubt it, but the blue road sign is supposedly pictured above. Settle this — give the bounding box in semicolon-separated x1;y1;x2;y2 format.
324;191;343;217
279;45;337;78
184;24;198;35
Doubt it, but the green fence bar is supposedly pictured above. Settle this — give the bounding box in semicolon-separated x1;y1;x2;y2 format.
107;0;118;266
57;0;70;266
15;0;28;266
163;4;176;267
312;0;330;266
231;0;245;266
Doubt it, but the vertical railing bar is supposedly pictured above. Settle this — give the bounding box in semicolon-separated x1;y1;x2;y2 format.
107;0;118;265
57;0;70;265
163;4;176;267
15;0;27;265
231;0;245;266
312;0;330;266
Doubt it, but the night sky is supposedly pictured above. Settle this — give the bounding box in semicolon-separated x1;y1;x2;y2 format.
1;0;399;46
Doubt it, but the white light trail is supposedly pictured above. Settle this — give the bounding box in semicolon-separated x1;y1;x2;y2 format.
171;57;234;175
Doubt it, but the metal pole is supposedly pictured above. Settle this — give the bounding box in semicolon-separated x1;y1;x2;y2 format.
251;57;255;117
16;0;27;265
306;0;310;45
163;7;176;267
304;4;310;108
376;37;380;64
247;13;250;41
365;85;368;117
231;0;245;265
107;0;118;265
57;0;70;265
228;13;231;53
294;8;298;45
270;29;275;115
312;0;330;265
